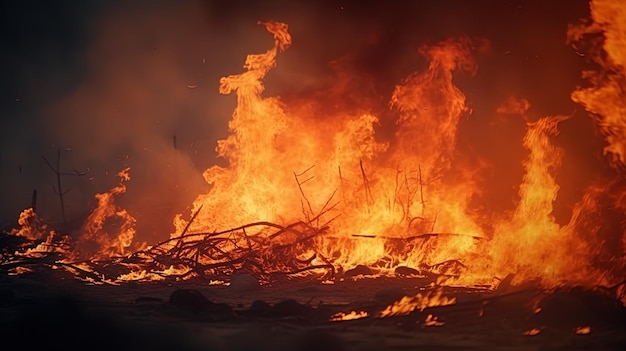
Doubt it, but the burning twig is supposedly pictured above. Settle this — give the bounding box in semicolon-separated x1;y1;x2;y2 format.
294;166;315;222
359;159;374;208
418;164;425;216
177;205;203;239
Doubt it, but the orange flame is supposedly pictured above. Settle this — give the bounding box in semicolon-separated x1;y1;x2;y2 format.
9;208;54;241
329;310;369;322
6;4;625;297
378;288;456;318
164;16;626;293
523;328;542;336
569;0;626;168
574;326;592;335
490;114;574;285
566;0;626;300
423;314;445;327
75;168;137;259
174;22;485;279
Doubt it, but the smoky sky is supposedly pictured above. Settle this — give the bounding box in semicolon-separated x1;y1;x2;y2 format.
0;0;599;241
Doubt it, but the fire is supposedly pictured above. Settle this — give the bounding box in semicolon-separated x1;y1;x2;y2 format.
9;208;55;241
116;265;191;282
523;328;542;336
165;17;624;292
378;288;456;318
574;326;592;335
74;167;138;260
171;21;485;282
2;2;625;301
569;0;626;168
422;314;445;327
329;310;369;322
489;113;575;285
566;0;626;300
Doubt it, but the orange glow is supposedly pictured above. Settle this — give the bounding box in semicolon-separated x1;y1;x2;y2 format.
378;288;456;318
163;18;624;293
74;168;139;260
3;2;626;302
423;314;445;327
567;0;626;303
9;208;54;241
523;328;542;336
575;326;592;335
569;0;626;168
117;265;192;282
172;21;486;283
329;310;369;322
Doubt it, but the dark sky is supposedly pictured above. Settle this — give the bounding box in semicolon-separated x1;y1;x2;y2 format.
0;0;597;240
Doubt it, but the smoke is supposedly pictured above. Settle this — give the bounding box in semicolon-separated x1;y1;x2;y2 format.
1;0;249;239
47;1;225;240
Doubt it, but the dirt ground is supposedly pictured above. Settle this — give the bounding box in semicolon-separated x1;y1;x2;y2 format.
1;273;625;351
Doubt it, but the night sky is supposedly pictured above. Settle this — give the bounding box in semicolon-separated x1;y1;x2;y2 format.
0;0;598;242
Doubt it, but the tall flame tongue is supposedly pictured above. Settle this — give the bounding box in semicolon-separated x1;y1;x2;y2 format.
169;14;625;292
490;112;575;285
174;21;294;231
569;0;626;168
566;0;626;299
74;168;136;260
174;22;484;276
4;6;625;297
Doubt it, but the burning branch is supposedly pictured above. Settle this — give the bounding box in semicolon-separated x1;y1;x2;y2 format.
359;159;374;209
294;165;315;222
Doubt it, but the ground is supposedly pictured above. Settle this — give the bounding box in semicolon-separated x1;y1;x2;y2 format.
1;272;624;350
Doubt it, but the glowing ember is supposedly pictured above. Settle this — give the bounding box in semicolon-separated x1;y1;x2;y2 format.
329;310;369;322
523;328;542;336
378;288;456;318
575;326;592;335
423;314;445;327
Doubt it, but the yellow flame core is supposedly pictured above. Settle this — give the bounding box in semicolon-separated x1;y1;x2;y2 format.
9;6;625;294
174;23;485;277
490;115;574;285
164;16;626;291
329;310;369;322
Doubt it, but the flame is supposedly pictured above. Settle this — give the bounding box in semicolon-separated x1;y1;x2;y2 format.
523;328;542;336
3;3;626;299
378;288;456;318
9;208;55;241
569;0;626;168
329;310;369;322
489;114;574;284
74;168;138;260
566;0;626;299
161;15;626;293
173;22;485;280
423;314;445;327
574;326;592;335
